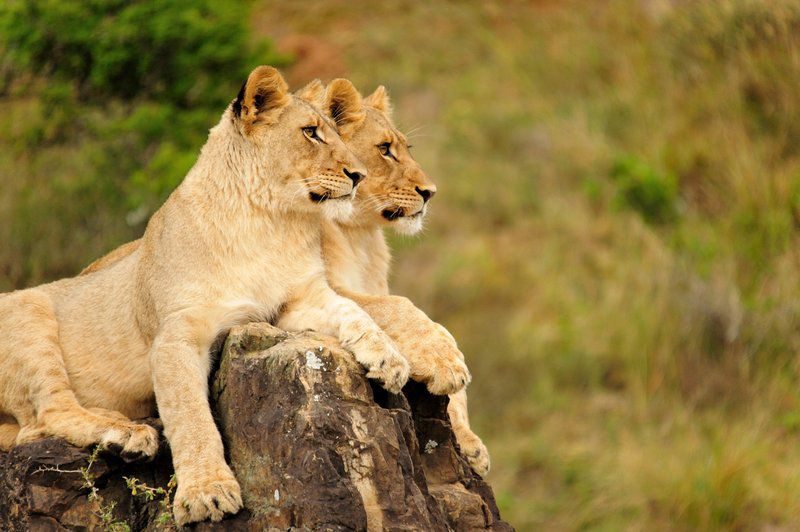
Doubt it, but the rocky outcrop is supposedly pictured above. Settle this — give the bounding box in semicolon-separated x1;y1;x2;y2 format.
0;323;512;531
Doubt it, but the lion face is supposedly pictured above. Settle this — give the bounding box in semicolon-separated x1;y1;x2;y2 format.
347;102;436;236
233;67;367;221
297;81;436;235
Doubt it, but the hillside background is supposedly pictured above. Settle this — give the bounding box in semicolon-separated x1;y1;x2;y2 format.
2;1;800;529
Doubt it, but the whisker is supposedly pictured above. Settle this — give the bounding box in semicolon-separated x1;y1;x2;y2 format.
362;195;393;213
403;123;430;136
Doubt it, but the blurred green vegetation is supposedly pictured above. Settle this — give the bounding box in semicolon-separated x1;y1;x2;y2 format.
3;0;800;529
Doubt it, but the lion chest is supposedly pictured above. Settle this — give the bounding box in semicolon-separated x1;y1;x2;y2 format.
214;244;324;311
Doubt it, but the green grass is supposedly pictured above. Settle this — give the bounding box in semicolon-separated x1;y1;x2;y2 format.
4;0;800;529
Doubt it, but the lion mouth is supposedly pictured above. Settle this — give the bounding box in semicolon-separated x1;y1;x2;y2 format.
381;208;423;221
381;208;403;221
310;191;351;203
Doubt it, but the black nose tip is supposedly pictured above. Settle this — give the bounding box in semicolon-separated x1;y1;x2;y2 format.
415;186;436;202
344;169;365;186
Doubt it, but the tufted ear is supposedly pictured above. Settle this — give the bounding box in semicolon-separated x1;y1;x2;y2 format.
363;85;393;118
232;66;290;132
295;79;326;108
325;78;365;133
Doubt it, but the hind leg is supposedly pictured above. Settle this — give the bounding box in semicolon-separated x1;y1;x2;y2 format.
88;407;132;422
448;389;490;476
0;289;158;461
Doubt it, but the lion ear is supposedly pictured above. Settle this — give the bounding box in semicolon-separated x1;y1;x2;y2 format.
364;85;393;117
233;66;290;131
325;78;365;132
295;79;326;108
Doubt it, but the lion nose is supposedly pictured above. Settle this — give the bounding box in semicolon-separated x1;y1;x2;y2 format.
344;168;365;186
415;185;436;203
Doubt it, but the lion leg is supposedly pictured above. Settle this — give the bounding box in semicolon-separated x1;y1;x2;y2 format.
151;309;243;527
336;289;470;395
448;389;490;476
0;289;158;461
87;407;131;422
277;278;410;393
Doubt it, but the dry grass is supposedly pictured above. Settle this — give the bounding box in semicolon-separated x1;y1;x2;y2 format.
254;1;800;529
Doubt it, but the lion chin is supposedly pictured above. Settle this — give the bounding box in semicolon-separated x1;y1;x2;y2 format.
392;214;424;235
320;198;355;222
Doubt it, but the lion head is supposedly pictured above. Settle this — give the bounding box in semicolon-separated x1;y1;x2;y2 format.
297;79;436;235
229;66;367;221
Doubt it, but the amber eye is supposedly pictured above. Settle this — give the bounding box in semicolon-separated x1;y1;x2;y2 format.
377;142;393;158
302;126;320;141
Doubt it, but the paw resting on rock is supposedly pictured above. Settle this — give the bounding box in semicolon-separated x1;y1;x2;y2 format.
353;330;410;393
173;472;243;526
403;323;472;396
366;348;411;394
99;423;159;463
424;353;471;396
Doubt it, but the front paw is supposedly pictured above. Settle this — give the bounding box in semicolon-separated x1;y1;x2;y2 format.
366;350;410;394
424;348;471;396
354;331;410;393
405;326;471;395
173;470;242;526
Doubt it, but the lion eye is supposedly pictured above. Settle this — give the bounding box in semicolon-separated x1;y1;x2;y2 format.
302;126;320;141
378;142;393;158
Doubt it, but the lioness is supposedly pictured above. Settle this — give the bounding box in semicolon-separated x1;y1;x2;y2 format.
293;80;490;476
0;66;410;526
84;79;491;475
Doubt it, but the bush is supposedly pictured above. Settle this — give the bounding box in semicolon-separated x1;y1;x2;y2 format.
611;154;678;224
1;0;268;108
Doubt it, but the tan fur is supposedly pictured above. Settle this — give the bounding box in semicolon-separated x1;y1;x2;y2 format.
0;66;411;526
82;240;141;273
81;80;490;476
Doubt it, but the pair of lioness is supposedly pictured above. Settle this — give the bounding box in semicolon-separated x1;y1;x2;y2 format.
0;66;487;526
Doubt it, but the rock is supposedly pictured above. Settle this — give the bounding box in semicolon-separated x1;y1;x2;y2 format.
0;431;175;531
0;322;513;531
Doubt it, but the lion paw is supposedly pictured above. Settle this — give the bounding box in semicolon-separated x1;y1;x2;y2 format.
354;331;410;393
173;473;242;526
404;325;471;395
99;423;159;463
457;429;491;477
365;351;410;394
424;353;471;396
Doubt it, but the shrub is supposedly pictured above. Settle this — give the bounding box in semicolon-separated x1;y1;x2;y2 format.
1;0;269;108
611;154;678;224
